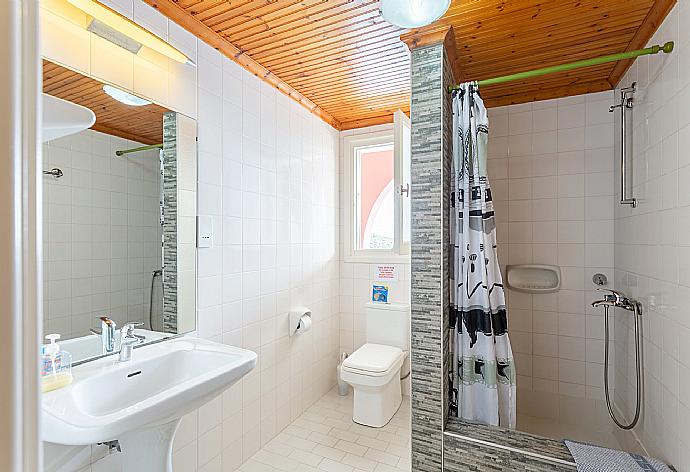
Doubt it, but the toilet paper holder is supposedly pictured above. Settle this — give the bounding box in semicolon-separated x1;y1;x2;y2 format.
289;307;312;337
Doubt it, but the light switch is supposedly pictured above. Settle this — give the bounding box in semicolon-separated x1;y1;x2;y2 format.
197;216;213;248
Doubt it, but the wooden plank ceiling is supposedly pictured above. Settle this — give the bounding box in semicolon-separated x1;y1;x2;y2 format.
144;0;674;129
436;0;674;108
42;60;168;144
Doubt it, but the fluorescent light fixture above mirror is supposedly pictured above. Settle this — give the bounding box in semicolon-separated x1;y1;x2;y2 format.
380;0;451;28
103;85;152;107
66;0;194;65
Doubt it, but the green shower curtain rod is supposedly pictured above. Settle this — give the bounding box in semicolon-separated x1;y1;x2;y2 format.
115;143;163;156
448;41;675;92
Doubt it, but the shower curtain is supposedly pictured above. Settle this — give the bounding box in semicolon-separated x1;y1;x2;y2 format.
450;82;516;428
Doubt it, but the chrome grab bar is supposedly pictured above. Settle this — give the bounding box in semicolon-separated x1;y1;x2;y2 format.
609;83;636;208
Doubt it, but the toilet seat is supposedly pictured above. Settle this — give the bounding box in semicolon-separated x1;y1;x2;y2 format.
342;343;404;377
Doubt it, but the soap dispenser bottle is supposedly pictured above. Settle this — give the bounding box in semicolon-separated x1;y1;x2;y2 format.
41;334;73;392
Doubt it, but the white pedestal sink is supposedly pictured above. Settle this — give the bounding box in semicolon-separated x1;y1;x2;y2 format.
42;336;257;472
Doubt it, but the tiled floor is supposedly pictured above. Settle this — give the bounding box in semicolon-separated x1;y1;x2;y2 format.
235;388;411;472
518;414;622;450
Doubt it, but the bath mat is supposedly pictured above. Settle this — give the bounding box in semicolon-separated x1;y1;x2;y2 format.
565;440;674;472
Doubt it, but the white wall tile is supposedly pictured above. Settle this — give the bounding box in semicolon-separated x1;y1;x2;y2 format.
40;9;91;75
533;108;557;132
557;127;585;152
90;34;135;90
494;91;615;432
558;104;585;129
613;2;690;465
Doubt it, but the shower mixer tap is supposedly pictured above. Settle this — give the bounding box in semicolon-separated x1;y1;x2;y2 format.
591;288;640;313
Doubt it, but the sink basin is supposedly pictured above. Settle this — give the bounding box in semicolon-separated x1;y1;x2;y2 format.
42;336;256;471
42;93;96;142
73;349;239;417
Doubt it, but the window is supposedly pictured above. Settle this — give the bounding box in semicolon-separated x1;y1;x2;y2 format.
355;143;395;250
344;111;411;261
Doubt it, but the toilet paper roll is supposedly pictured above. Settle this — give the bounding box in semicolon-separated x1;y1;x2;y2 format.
296;314;312;334
289;307;312;336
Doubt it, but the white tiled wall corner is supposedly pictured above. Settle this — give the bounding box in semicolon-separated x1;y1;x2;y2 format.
42;130;161;339
487;91;617;427
41;1;341;471
337;124;412;395
613;0;690;468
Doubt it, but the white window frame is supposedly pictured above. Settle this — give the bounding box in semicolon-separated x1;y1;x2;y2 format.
394;110;411;256
343;114;411;263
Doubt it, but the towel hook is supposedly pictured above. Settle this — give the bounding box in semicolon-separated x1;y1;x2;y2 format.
43;168;63;179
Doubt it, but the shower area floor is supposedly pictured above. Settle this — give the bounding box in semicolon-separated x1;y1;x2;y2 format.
514;389;631;451
517;414;622;450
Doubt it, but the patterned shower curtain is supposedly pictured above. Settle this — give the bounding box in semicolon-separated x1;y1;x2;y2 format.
450;82;516;429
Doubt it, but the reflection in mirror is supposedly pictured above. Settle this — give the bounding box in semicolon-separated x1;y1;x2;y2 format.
41;60;197;363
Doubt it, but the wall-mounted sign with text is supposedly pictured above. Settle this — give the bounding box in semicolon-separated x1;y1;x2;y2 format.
375;265;398;281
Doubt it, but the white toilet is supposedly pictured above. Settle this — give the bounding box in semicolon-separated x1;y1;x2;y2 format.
341;302;410;428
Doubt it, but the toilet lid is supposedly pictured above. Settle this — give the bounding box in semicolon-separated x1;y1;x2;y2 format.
343;343;403;374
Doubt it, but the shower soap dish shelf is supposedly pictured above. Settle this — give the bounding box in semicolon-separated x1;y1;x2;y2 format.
506;264;561;293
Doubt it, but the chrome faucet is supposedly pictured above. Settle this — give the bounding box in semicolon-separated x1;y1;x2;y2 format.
90;316;117;353
591;288;641;313
118;322;143;362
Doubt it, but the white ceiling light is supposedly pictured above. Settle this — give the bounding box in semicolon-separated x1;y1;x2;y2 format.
380;0;451;28
103;85;152;107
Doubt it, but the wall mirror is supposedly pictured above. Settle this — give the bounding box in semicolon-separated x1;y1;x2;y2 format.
41;59;197;363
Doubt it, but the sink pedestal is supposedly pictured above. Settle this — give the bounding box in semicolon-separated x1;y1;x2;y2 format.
118;419;181;472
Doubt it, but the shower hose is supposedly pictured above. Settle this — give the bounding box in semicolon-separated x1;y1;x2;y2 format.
149;269;162;331
603;303;642;430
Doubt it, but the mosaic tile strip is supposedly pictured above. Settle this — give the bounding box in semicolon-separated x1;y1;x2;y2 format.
443;432;576;471
162;111;177;333
445;417;574;463
410;41;454;472
441;49;454;431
